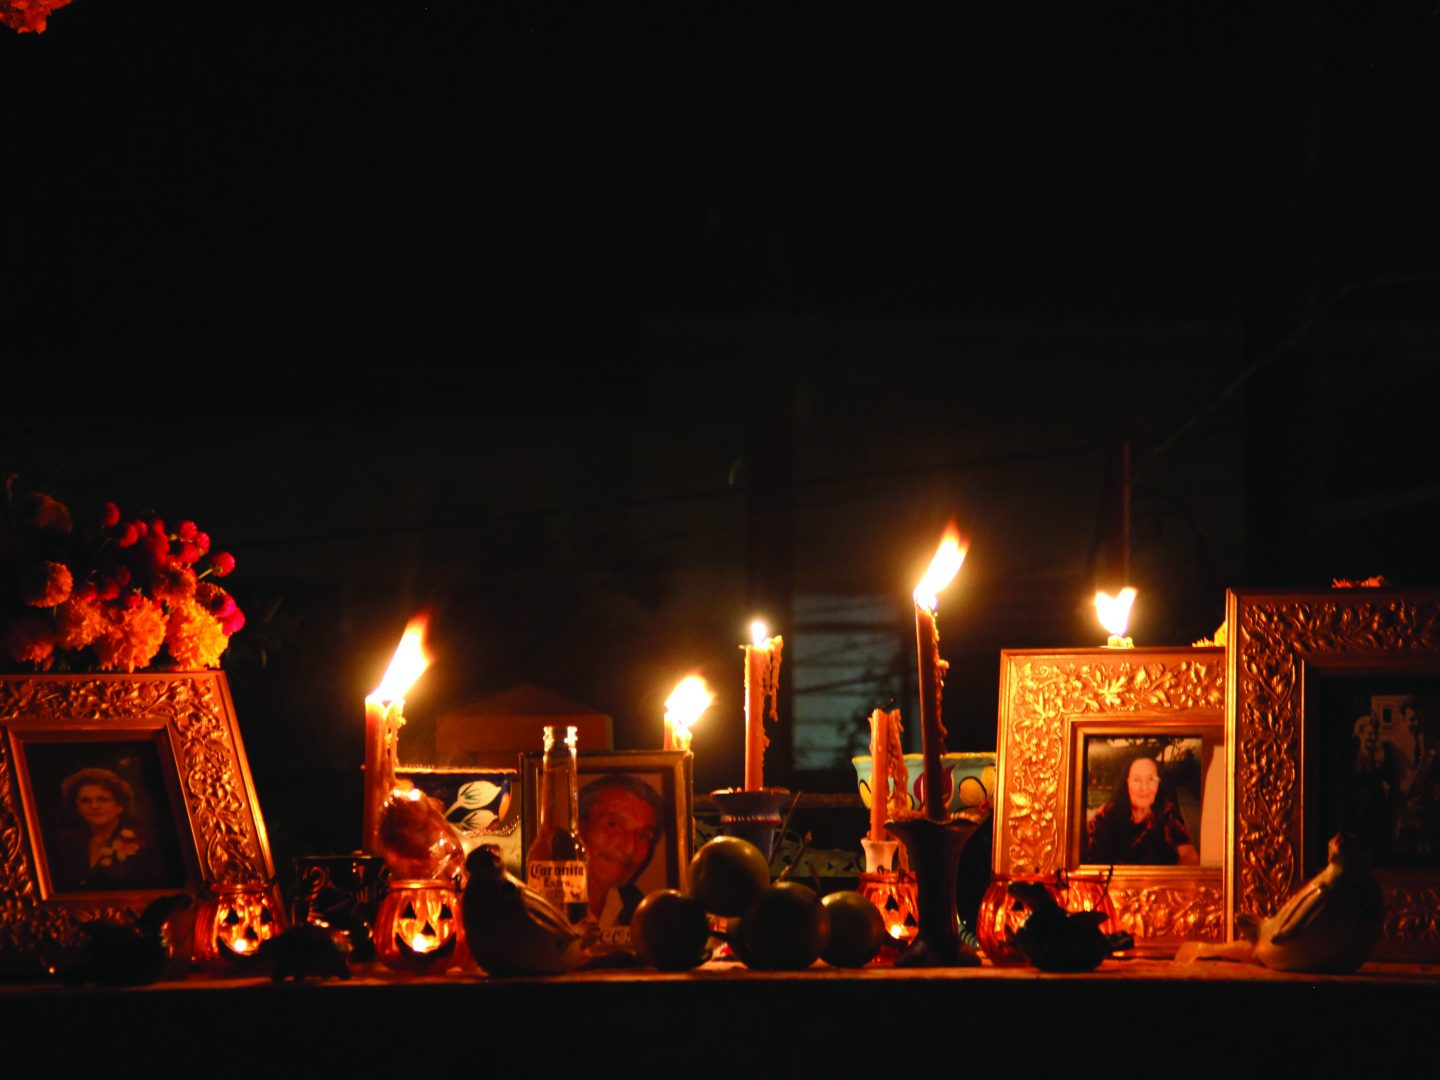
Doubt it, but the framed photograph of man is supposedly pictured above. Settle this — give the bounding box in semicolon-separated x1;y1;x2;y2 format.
0;673;275;975
1227;588;1440;960
994;647;1225;955
521;750;692;947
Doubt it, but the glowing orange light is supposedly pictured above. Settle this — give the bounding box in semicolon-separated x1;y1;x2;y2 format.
914;525;968;611
229;937;256;954
1095;588;1137;641
750;620;773;648
371;616;431;702
889;923;908;940
665;675;714;738
409;933;437;954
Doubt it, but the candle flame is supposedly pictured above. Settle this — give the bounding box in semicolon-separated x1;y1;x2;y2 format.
889;923;908;940
750;620;772;648
665;675;715;733
1095;588;1137;639
229;937;256;954
371;616;431;702
409;932;437;954
913;525;968;611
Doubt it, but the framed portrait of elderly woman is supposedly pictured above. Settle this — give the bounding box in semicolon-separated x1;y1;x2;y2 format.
520;749;692;947
1227;588;1440;961
994;646;1226;956
0;673;275;975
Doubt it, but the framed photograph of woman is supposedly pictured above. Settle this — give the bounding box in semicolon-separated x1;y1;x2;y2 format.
0;673;274;975
994;646;1225;956
520;749;692;947
1227;587;1440;960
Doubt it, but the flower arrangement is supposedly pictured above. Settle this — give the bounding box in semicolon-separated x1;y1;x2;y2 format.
1;476;243;672
0;0;73;34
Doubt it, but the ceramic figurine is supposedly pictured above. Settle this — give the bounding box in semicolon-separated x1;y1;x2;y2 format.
265;924;352;980
1007;880;1133;972
63;894;193;986
462;845;584;976
1178;833;1384;972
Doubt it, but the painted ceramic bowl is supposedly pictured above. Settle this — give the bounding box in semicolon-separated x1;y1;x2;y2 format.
852;752;996;816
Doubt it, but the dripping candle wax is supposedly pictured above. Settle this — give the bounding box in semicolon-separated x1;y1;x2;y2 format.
743;620;783;790
363;616;431;853
913;527;966;822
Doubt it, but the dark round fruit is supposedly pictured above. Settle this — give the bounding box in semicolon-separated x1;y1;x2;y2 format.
688;836;771;917
820;890;886;967
741;882;830;970
630;889;711;971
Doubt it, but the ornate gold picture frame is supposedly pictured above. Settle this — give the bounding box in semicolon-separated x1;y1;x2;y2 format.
994;647;1226;955
0;672;274;974
1226;588;1440;960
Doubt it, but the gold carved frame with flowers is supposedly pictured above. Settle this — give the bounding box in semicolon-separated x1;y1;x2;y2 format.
0;672;274;974
1226;588;1440;960
994;647;1226;956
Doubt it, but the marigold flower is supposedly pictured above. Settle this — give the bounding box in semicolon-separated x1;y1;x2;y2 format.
153;560;197;606
20;561;73;607
101;502;121;528
211;552;236;577
195;582;237;620
55;597;106;650
165;598;230;669
92;597;167;673
2;614;55;666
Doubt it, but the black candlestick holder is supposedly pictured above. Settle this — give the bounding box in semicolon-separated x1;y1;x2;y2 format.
887;809;989;967
708;789;794;861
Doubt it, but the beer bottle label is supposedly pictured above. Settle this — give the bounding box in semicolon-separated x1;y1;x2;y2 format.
527;859;588;905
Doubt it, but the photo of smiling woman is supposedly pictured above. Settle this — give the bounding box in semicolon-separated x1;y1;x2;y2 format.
1082;738;1204;867
20;739;188;895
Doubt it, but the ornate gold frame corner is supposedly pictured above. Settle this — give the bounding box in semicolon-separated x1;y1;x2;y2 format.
1226;588;1440;960
0;672;274;973
995;646;1226;955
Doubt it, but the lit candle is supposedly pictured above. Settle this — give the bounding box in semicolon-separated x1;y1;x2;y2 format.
743;620;783;791
913;527;967;822
867;708;903;842
664;675;714;753
363;616;431;853
1095;587;1137;648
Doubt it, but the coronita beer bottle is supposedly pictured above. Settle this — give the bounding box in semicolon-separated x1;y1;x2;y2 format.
525;724;589;923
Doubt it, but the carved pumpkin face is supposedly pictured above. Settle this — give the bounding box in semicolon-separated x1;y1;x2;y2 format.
376;882;462;971
196;887;283;967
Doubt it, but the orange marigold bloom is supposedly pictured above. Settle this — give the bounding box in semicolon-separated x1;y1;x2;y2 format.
2;613;56;666
164;598;229;670
20;561;74;608
153;561;198;606
92;597;167;673
55;597;107;650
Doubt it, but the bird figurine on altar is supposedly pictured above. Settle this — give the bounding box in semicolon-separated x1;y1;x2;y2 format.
61;894;194;986
1007;881;1134;972
461;845;584;976
1177;832;1384;973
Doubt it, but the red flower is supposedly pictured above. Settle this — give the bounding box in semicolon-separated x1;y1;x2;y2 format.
177;543;201;565
75;582;99;604
101;502;121;528
99;579;121;601
113;565;132;587
211;552;236;577
194;531;211;555
221;608;246;636
117;523;141;548
196;582;237;619
177;520;198;540
150;519;168;540
124;592;143;610
19;561;74;607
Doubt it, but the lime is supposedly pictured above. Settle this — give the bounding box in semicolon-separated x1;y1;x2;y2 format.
741;882;830;970
820;890;885;967
630;889;711;971
688;836;770;917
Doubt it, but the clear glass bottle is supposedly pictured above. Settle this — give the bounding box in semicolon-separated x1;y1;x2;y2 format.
525;725;589;924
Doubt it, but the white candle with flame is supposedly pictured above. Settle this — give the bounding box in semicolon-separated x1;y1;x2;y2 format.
913;527;966;822
1095;588;1137;648
664;675;713;753
743;620;783;791
363;616;431;853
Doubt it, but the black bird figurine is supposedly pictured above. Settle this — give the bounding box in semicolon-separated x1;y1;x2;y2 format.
1007;881;1133;972
62;894;194;986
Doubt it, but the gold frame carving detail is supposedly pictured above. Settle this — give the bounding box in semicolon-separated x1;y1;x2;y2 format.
994;647;1225;955
1226;588;1440;960
0;673;274;973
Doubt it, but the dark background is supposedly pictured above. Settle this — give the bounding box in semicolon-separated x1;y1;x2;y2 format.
4;2;1439;867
